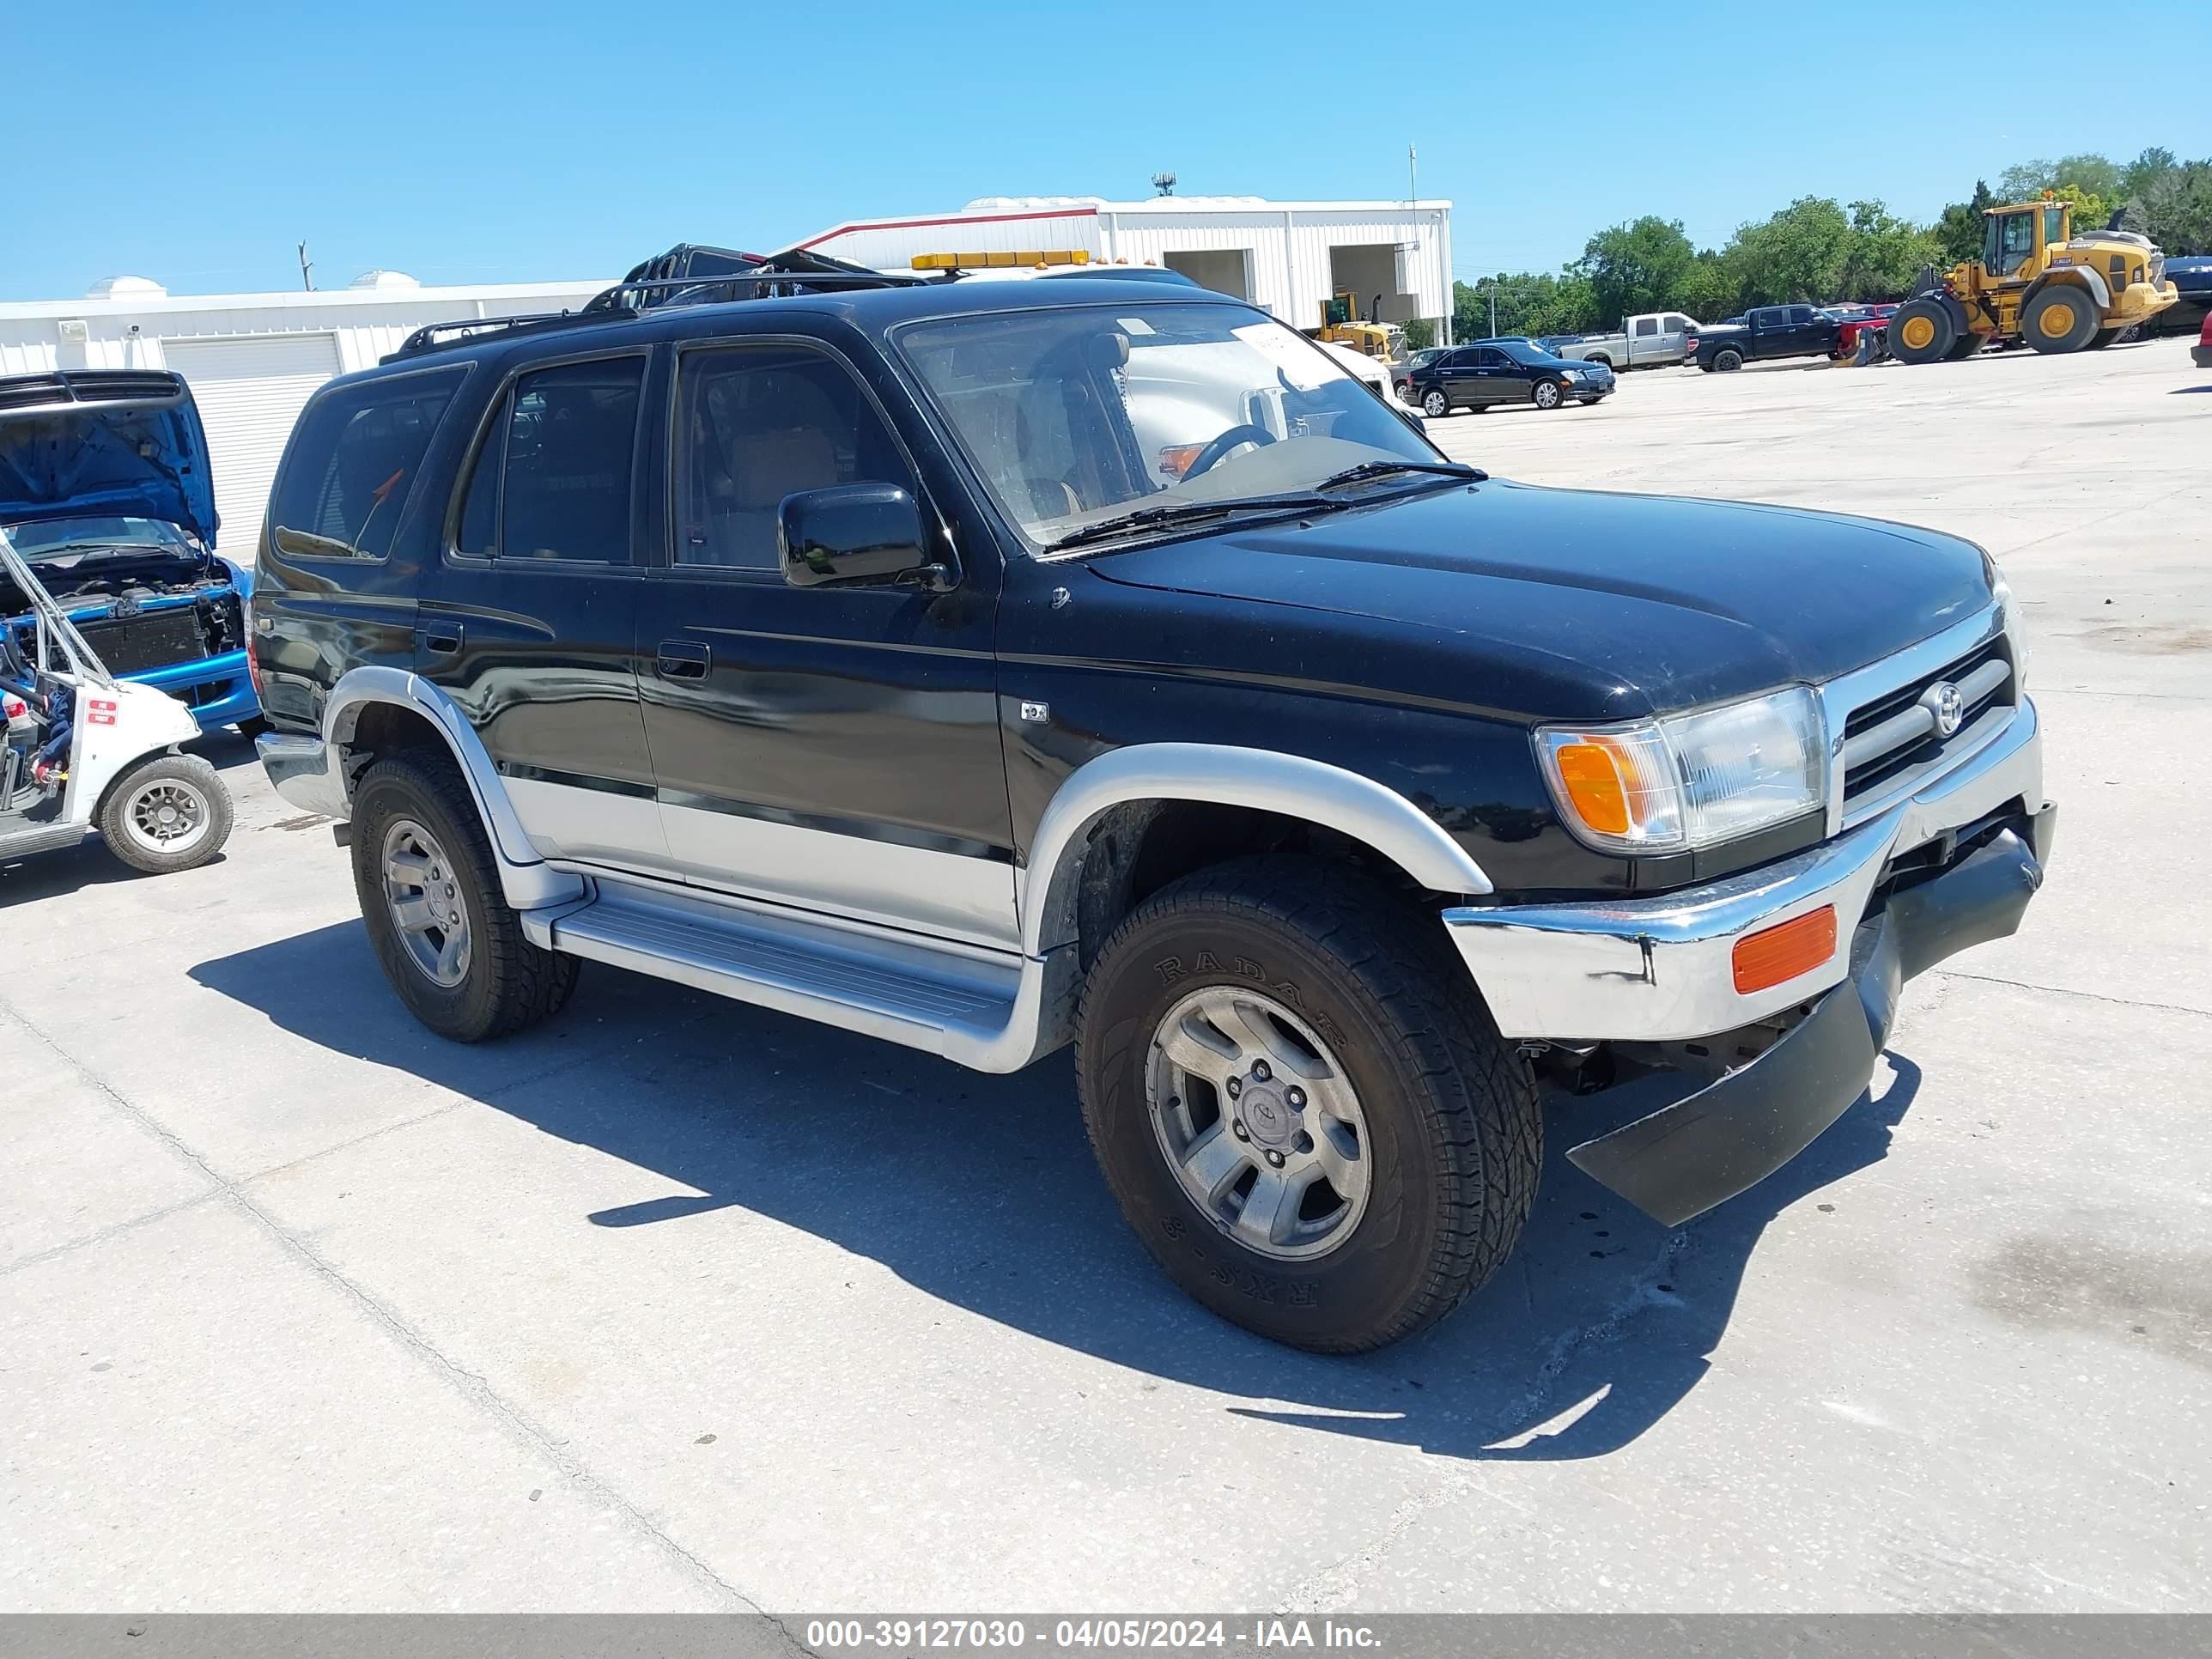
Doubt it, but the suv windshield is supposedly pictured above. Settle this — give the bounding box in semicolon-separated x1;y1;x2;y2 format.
896;302;1443;548
3;516;198;559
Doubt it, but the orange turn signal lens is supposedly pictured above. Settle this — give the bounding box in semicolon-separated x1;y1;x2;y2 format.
1158;444;1206;479
1552;739;1639;837
1731;905;1838;995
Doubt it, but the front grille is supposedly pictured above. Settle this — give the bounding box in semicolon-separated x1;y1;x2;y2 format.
77;610;208;677
1840;637;2014;814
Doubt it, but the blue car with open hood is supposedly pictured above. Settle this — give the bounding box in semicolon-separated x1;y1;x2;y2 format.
0;369;259;734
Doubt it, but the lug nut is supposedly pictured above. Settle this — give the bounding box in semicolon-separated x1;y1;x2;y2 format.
1232;1121;1250;1141
1264;1149;1285;1169
1285;1087;1305;1109
1295;1132;1314;1154
1251;1060;1272;1082
1225;1077;1241;1098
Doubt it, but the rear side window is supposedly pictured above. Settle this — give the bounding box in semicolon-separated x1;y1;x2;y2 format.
270;368;465;560
1634;317;1658;336
455;356;646;562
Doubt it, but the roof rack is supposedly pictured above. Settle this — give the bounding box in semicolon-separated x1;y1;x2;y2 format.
384;244;948;363
386;308;625;362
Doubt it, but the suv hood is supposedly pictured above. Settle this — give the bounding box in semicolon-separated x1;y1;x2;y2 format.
1085;479;1993;715
0;371;219;549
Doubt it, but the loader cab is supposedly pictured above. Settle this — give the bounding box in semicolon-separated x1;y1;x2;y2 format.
1983;202;2070;281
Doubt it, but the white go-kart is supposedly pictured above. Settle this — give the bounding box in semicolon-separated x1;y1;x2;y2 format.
0;527;233;875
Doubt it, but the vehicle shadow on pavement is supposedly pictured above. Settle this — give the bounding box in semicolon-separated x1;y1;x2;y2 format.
192;922;1921;1463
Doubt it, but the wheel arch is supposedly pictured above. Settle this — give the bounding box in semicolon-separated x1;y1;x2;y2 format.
323;666;582;909
1018;744;1494;963
2022;266;2111;313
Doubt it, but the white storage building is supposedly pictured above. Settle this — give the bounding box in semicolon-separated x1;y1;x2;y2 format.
0;272;606;556
794;195;1454;342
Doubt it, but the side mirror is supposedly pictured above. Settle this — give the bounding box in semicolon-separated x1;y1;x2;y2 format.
778;483;945;590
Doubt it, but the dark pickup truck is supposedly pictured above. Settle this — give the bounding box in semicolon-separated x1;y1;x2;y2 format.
1687;305;1843;371
252;246;2053;1353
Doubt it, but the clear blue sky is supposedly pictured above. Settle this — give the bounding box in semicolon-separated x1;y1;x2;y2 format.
9;0;2209;301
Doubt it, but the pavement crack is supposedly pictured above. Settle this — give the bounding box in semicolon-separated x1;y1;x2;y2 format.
0;991;774;1619
1928;967;2212;1021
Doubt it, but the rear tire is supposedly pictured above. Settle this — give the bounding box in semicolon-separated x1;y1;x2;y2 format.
2024;285;2100;354
1420;388;1450;418
1887;298;1956;365
350;750;579;1042
99;752;233;875
1713;347;1745;372
1076;856;1542;1352
2086;327;2121;350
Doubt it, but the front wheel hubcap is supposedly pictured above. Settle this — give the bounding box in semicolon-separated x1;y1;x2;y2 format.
382;818;472;988
125;779;209;854
1146;986;1372;1261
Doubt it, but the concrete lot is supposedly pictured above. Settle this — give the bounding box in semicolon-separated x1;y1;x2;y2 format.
3;340;2208;1614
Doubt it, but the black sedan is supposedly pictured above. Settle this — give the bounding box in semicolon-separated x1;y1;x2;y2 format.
1399;339;1613;416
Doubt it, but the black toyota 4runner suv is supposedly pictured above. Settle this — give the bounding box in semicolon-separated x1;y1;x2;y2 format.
252;250;2053;1352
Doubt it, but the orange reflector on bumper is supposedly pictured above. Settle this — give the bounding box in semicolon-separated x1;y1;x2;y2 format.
1732;905;1838;995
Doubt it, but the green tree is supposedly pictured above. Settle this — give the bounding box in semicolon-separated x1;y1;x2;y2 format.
1726;197;1854;305
1934;179;1996;265
1400;318;1435;350
1838;200;1942;300
2137;159;2212;253
1576;216;1698;325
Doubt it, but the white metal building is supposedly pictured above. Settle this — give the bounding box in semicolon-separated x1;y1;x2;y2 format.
795;196;1455;342
0;272;606;556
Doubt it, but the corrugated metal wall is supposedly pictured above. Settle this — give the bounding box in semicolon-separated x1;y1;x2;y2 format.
802;202;1453;331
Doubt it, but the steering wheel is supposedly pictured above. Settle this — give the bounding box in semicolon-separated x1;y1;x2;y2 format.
1180;423;1278;481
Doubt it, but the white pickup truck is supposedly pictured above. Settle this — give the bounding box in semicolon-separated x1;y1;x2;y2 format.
1542;310;1702;370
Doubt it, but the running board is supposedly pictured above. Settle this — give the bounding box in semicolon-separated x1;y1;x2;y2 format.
524;878;1075;1074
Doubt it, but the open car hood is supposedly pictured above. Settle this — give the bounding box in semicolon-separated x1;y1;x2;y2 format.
0;371;219;550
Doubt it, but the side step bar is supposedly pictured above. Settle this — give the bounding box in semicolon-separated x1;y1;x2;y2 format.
523;878;1074;1074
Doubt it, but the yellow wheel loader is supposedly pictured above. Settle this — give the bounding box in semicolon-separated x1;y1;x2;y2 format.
1887;198;2179;364
1308;292;1405;362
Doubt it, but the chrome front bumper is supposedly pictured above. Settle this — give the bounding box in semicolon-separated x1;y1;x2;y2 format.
1443;694;2045;1045
1444;694;2050;1225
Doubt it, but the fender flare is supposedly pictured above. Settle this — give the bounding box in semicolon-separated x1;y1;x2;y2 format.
1015;743;1494;958
2022;266;2110;312
323;665;584;909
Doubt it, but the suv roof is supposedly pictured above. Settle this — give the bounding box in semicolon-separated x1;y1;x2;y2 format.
385;244;1234;368
368;268;1250;392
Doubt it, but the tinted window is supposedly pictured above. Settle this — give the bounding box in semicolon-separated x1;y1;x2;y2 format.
456;356;644;562
2044;206;2065;248
1634;317;1658;336
1474;348;1505;368
675;344;917;571
272;368;464;559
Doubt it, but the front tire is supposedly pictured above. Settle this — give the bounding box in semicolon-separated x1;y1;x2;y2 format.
1533;379;1564;409
1887;298;1955;364
2024;285;2100;354
1076;857;1542;1352
350;750;579;1042
99;752;233;874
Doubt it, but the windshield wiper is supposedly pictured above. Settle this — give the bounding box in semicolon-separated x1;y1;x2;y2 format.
1044;492;1334;552
1314;459;1486;490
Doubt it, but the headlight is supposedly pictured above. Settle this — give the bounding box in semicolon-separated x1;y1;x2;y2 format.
1535;687;1827;853
1982;547;2027;690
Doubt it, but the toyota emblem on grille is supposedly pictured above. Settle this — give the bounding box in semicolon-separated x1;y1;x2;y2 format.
1923;679;1965;738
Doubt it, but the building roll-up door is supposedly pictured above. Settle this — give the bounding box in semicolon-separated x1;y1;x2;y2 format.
160;334;343;561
